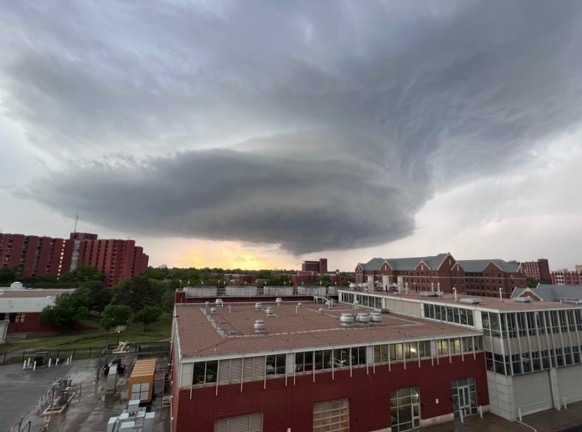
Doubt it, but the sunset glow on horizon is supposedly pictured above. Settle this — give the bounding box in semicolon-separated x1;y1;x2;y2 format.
172;241;297;271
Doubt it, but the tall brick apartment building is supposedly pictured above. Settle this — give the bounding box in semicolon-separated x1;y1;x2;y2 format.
551;269;582;286
355;253;526;297
520;258;551;281
0;232;149;287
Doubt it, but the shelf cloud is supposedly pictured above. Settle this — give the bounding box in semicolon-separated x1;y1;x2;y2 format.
3;1;582;254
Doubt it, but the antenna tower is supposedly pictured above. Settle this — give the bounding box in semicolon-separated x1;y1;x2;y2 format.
73;210;79;233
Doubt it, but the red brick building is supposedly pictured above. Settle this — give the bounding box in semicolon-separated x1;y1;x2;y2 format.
301;258;328;274
0;282;77;342
0;232;149;287
521;258;551;281
355;253;526;297
171;302;487;432
551;270;582;286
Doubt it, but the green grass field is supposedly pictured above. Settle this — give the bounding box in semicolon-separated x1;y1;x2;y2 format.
0;314;172;353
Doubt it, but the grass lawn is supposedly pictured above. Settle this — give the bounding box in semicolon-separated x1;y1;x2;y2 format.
0;314;172;353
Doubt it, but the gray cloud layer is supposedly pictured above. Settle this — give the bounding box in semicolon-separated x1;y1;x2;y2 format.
3;1;582;253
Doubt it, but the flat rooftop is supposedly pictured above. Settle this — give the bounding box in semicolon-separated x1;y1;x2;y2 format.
340;289;582;311
175;302;480;359
0;288;75;298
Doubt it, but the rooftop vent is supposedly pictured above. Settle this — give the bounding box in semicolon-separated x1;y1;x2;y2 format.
340;313;354;326
255;302;263;311
254;320;265;333
513;297;533;303
459;298;483;305
370;312;383;323
356;313;370;323
265;306;275;316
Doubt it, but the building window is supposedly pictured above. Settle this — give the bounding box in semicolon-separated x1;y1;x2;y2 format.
193;360;218;385
390;387;421;432
266;354;286;375
313;399;349;432
214;413;263;432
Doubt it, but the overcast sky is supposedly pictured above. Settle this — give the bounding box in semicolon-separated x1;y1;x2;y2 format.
1;1;582;271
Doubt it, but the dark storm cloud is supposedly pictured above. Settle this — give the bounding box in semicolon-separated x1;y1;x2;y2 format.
30;129;423;254
4;1;582;253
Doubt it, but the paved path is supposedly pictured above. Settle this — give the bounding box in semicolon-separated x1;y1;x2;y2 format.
0;362;72;430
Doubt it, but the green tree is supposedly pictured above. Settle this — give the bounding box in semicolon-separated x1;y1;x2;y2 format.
134;306;163;331
101;305;133;332
143;265;171;280
161;289;176;313
93;288;114;315
112;276;163;312
59;265;105;283
39;288;92;327
315;276;332;287
0;267;16;284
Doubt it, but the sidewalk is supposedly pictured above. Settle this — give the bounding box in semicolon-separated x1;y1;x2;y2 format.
422;405;582;432
420;413;533;432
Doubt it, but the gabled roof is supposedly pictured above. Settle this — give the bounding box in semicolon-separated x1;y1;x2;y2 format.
511;284;582;303
359;258;387;271
386;257;425;271
360;253;451;272
423;253;451;270
511;287;544;301
457;259;520;273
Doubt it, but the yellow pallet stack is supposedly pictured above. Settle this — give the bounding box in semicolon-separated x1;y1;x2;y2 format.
128;359;157;404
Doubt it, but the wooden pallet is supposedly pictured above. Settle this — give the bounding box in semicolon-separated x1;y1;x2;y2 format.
42;392;76;415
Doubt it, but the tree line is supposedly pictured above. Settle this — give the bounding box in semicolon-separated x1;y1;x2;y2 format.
14;264;354;333
39;265;170;332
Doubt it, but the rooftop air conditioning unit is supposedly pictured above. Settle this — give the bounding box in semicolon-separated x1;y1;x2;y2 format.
513;297;533;303
459;298;483;305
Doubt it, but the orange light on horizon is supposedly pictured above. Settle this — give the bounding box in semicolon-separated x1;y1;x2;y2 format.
177;242;294;270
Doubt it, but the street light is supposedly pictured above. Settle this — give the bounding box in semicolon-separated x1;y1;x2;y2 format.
116;330;121;345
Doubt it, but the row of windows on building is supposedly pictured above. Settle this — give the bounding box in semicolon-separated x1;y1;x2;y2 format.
340;292;382;309
481;309;582;339
0;313;25;322
423;304;475;327
191;336;482;386
212;378;478;432
486;345;582;376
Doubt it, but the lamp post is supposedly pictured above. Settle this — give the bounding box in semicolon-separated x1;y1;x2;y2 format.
116;330;121;345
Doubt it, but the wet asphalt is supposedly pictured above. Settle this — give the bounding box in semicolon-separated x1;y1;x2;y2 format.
1;357;169;432
0;360;73;430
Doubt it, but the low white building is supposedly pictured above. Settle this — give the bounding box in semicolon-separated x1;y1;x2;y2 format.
0;282;76;343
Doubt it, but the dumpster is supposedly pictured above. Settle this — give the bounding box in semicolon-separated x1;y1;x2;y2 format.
128;359;157;404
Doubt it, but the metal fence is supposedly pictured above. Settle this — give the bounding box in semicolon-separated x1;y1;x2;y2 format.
0;341;171;366
185;285;340;299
